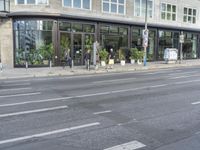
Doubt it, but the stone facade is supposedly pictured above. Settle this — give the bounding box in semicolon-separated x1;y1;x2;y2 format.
0;18;13;68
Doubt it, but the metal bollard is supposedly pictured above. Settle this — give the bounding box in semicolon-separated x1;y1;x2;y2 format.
25;61;28;69
49;60;52;69
0;63;2;72
71;59;74;70
87;60;90;71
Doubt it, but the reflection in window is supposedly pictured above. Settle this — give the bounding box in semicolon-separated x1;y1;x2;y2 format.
0;0;10;12
183;33;197;59
183;7;196;24
14;20;54;66
134;0;153;18
158;30;179;60
161;3;176;21
102;0;125;15
63;0;91;10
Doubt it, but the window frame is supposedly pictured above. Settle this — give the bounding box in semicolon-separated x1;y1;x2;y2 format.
134;0;154;18
160;2;177;21
15;0;49;5
62;0;92;10
183;7;197;24
102;0;126;15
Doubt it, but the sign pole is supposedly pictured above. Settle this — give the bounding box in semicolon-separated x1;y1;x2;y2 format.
179;31;184;64
143;0;148;66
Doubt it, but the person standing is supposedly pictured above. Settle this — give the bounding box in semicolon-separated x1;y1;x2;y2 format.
84;49;91;70
108;48;115;69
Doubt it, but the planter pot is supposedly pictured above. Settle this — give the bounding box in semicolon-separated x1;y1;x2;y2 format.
120;60;125;66
137;59;142;65
101;61;106;67
130;59;135;64
43;60;49;65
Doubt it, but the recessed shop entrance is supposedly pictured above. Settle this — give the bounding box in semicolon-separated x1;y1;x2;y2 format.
59;31;95;66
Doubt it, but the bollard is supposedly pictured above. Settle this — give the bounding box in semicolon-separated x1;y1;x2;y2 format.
71;59;74;70
87;60;90;71
0;63;2;72
25;61;28;69
49;60;52;69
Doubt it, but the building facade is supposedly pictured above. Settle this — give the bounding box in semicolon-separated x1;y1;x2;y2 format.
0;0;200;68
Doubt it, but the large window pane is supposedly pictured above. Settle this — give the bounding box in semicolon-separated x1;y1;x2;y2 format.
73;0;81;8
17;0;25;4
111;3;117;13
83;0;90;9
14;20;54;67
37;0;48;4
64;0;71;6
103;2;109;12
27;0;35;4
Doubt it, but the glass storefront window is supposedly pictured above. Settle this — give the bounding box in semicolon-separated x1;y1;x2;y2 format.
72;23;83;32
183;33;197;59
132;27;155;61
83;24;95;33
158;30;179;60
59;22;71;31
14;19;54;67
100;25;128;62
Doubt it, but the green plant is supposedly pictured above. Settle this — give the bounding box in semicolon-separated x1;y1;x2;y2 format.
119;49;126;60
99;49;109;61
137;50;144;60
60;35;70;59
129;48;138;60
39;43;54;60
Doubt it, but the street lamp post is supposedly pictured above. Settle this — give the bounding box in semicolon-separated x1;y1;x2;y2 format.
143;0;148;66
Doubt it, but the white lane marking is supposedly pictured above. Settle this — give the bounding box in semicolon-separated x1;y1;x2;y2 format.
93;78;136;84
168;71;198;76
0;122;100;145
191;101;200;105
174;79;200;85
0;92;41;98
93;110;112;115
3;79;30;83
169;74;200;79
0;87;32;92
0;97;72;107
104;140;146;150
150;84;168;88
0;106;68;118
1;83;31;87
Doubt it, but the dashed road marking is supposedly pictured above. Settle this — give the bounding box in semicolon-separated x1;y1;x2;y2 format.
0;122;100;145
93;110;112;115
0;92;41;98
0;87;32;92
104;140;146;150
0;106;68;118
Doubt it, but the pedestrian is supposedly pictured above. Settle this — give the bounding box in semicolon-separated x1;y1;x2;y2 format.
64;50;72;68
84;49;91;70
108;48;115;69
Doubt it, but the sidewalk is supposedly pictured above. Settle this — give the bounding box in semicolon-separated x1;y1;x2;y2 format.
0;59;200;80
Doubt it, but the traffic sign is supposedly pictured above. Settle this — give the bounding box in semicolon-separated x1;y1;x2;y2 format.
179;34;184;43
143;29;149;47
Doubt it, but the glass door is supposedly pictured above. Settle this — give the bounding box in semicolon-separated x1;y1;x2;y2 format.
73;34;83;65
60;32;71;62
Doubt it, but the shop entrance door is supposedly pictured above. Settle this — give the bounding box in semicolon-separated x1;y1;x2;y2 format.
73;34;83;65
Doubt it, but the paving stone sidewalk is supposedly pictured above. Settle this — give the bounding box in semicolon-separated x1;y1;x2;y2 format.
0;59;200;80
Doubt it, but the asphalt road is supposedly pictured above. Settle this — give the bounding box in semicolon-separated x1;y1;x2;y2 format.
0;66;200;150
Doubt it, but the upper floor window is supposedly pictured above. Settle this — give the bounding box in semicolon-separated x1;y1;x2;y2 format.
183;7;196;24
161;3;176;21
102;0;126;15
63;0;91;10
16;0;48;5
134;0;153;18
0;0;10;12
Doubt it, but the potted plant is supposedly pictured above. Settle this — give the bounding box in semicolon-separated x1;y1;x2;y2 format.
119;49;126;66
99;49;108;66
129;48;138;64
39;43;54;65
137;50;144;64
